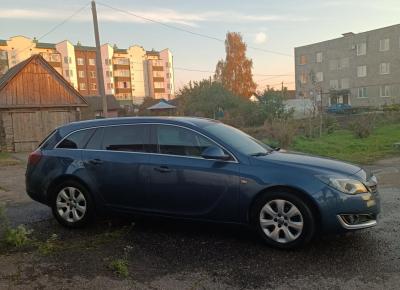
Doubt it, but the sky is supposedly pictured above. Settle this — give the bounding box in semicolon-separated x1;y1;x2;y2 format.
1;0;400;91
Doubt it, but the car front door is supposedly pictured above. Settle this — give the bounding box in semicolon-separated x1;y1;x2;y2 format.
82;124;154;211
146;124;240;221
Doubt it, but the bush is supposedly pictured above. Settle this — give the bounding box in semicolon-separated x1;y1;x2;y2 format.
109;259;129;278
263;118;298;149
4;225;32;247
350;114;376;138
323;115;339;134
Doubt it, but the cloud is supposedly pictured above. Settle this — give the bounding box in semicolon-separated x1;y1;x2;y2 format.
0;8;310;27
254;32;268;44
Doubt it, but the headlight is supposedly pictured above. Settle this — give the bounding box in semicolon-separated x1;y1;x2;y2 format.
317;176;368;195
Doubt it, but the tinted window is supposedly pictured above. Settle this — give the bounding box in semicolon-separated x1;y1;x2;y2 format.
102;125;150;152
156;125;215;157
57;129;94;149
85;128;104;150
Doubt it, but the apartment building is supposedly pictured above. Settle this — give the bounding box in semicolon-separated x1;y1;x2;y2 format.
294;24;400;108
0;36;175;104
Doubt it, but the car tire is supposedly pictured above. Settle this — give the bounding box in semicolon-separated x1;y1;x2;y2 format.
50;180;95;228
251;190;316;249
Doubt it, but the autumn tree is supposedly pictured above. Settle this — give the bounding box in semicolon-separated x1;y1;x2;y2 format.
214;32;257;98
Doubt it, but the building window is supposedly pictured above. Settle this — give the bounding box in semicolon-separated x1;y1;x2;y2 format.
154;82;164;89
79;83;86;90
357;87;368;98
106;83;114;89
113;58;130;65
118;81;130;89
64;56;72;64
356;42;366;56
339;57;349;69
65;70;70;77
89;71;96;78
105;58;112;65
329;59;338;71
88;58;96;66
380;85;391;97
106;70;113;77
329;80;339;89
357;65;367;77
50;54;60;62
77;58;85;65
78;70;85;78
316;52;323;63
114;70;130;77
300;72;308;84
340;78;349;89
166;72;171;78
153;71;163;77
299;55;307;65
316;72;323;82
379;38;390;51
379;62;390;74
90;83;97;90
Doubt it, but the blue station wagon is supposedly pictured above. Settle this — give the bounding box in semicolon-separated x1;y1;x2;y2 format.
26;117;380;248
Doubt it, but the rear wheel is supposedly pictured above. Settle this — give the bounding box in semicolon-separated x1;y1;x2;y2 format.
51;181;95;228
252;191;316;249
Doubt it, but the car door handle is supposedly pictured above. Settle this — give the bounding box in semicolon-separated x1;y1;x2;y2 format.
88;158;103;165
154;166;172;173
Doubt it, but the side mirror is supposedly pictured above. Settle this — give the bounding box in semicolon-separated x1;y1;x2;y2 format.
201;146;231;161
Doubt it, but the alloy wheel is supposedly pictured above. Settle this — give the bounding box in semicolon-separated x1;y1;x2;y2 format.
259;199;304;244
56;186;87;223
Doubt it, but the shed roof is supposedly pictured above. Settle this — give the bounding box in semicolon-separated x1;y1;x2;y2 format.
0;54;88;107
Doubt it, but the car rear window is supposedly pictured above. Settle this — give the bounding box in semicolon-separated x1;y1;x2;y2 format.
57;128;95;149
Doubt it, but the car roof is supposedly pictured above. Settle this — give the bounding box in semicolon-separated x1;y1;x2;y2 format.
58;116;220;135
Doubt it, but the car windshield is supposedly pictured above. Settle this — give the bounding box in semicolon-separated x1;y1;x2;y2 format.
202;123;272;156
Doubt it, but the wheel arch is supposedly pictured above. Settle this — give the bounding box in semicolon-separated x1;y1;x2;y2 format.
46;174;94;205
248;185;321;229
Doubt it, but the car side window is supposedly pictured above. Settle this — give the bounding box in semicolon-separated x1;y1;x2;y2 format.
57;129;94;149
156;125;216;157
85;128;104;150
102;125;151;153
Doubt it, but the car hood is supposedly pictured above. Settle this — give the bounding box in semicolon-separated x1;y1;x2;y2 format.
253;151;361;177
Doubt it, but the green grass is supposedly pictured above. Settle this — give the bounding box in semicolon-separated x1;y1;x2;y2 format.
291;123;400;164
0;152;20;166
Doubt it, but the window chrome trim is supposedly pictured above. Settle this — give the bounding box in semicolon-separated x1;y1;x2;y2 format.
54;122;239;163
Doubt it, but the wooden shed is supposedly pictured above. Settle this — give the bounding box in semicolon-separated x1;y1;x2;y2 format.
0;54;88;152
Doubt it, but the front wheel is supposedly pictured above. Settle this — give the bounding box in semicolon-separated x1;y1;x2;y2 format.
252;191;316;249
51;181;95;228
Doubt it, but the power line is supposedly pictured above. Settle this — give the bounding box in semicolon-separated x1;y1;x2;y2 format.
174;66;293;77
96;1;293;57
13;2;91;58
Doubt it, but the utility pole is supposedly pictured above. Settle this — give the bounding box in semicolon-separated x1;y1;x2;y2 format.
281;81;284;99
91;0;107;117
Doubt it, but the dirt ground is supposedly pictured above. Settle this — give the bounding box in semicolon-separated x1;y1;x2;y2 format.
0;155;399;289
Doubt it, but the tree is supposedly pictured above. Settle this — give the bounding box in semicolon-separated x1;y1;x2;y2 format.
214;32;257;98
175;79;265;127
257;88;291;121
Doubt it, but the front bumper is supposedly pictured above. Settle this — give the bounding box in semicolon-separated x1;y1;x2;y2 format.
316;184;381;234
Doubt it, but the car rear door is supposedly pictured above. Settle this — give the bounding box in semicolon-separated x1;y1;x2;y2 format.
82;124;154;211
145;124;240;221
